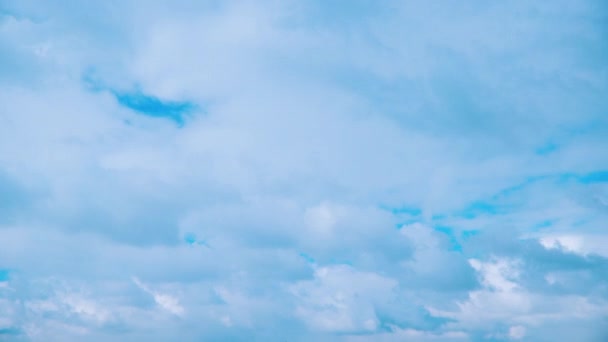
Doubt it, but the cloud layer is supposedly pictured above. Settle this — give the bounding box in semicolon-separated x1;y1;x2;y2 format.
1;0;607;340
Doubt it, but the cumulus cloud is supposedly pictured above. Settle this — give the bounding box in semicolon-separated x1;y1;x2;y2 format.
1;0;607;340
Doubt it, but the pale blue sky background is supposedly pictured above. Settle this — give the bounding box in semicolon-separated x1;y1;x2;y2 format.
0;1;607;341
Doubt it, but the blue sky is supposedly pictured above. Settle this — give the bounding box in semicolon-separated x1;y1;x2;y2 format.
1;0;607;341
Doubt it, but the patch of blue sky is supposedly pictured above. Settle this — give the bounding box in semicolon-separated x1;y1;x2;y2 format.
532;220;555;231
433;226;463;252
383;205;424;230
457;201;499;219
183;232;209;248
0;269;9;281
493;169;608;199
113;90;196;126
376;308;456;334
421;312;458;329
394;220;421;230
298;252;316;265
0;327;21;337
529;170;608;185
489;175;551;199
183;232;197;245
380;205;423;229
461;230;479;240
379;205;422;216
431;214;448;220
578;170;608;184
454;171;603;220
81;69;197;125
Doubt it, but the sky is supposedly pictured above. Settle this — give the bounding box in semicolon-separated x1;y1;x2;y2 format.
0;0;607;341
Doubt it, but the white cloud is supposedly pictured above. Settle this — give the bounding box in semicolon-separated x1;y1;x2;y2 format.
132;277;184;316
290;265;397;333
509;325;526;340
304;202;340;238
429;256;608;336
539;234;608;257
